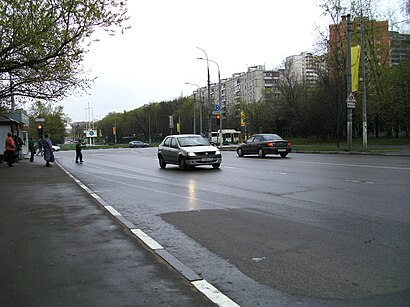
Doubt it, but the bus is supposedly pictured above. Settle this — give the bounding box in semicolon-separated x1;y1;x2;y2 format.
211;129;241;145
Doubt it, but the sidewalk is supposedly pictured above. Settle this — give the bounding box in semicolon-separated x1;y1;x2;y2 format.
0;159;216;306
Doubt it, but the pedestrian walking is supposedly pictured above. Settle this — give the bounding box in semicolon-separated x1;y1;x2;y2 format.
5;132;16;167
17;137;23;160
29;137;36;162
75;139;83;163
36;138;43;156
42;134;54;167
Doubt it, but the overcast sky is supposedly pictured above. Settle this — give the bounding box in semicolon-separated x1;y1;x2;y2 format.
60;0;406;122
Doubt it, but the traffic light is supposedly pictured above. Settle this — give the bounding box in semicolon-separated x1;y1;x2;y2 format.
37;123;44;138
215;113;221;128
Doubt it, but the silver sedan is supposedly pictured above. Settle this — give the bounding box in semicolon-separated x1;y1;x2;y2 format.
158;134;222;170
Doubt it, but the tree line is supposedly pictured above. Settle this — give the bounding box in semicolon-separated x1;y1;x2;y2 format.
1;0;409;146
95;1;410;145
93;56;409;145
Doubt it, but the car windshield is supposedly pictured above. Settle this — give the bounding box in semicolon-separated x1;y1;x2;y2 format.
262;134;283;141
177;136;209;147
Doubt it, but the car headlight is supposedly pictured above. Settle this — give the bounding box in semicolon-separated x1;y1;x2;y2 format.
187;152;196;157
215;150;221;155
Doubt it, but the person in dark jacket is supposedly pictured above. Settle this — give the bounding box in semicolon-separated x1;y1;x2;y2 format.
28;137;36;162
75;139;83;163
42;134;54;167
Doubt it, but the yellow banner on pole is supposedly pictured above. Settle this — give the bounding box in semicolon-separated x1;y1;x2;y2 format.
351;45;361;93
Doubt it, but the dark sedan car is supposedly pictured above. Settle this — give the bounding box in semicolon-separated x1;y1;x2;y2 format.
237;134;291;158
128;140;149;148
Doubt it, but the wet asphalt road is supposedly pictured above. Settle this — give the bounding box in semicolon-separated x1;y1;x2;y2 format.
56;147;410;306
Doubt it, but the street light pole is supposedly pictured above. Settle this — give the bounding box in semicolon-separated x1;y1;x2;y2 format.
185;82;202;134
196;47;212;141
198;57;222;148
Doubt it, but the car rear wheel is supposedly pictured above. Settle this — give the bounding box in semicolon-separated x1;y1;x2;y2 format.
237;148;243;157
280;153;288;158
178;157;187;170
258;148;265;158
212;163;220;169
158;156;166;168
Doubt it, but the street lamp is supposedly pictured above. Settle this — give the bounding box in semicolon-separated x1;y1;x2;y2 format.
196;47;212;141
198;57;223;148
185;82;203;135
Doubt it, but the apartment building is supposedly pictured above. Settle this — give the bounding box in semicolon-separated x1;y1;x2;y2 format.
328;16;390;68
390;31;410;65
198;65;281;114
285;52;321;87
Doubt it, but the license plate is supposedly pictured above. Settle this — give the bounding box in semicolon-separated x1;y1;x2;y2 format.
278;149;286;152
202;158;213;162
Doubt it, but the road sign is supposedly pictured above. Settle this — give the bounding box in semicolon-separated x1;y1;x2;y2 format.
86;129;97;138
212;110;221;115
214;105;220;111
169;116;174;129
346;92;356;109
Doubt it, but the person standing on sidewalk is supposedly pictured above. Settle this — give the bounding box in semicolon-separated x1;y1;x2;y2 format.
75;139;83;163
5;132;16;167
42;134;54;167
28;137;36;162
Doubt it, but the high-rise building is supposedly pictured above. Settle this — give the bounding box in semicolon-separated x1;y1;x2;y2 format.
220;65;281;112
328;16;390;68
285;52;321;87
390;31;410;65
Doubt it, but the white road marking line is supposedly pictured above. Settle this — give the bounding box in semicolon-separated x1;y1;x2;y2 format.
68;169;237;210
296;160;410;171
90;193;101;199
104;205;121;216
345;179;375;184
345;179;361;183
131;229;164;250
192;280;240;307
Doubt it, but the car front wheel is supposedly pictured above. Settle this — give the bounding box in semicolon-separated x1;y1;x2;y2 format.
237;148;243;157
212;163;220;169
158;156;166;168
178;157;187;170
258;148;265;158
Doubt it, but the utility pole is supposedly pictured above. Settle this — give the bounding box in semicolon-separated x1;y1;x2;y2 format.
360;4;368;148
196;47;212;141
193;92;196;134
199;87;203;135
346;14;353;151
148;114;152;144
